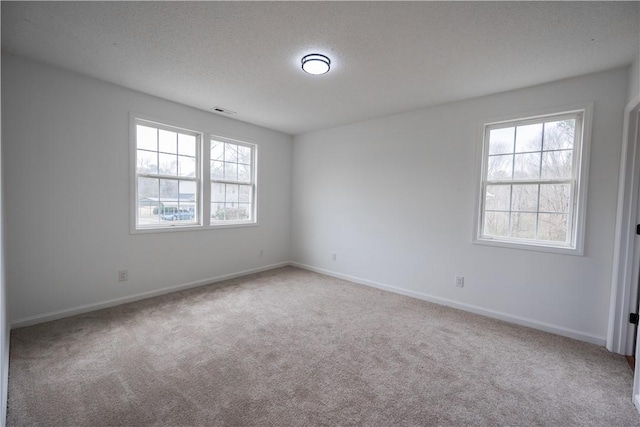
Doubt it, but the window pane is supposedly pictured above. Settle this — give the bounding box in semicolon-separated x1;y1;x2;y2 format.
137;150;158;174
225;143;238;162
159;179;179;222
485;185;510;211
541;150;572;179
238;203;251;220
211;140;224;161
224;162;238;181
239;185;252;203
159;153;177;176
211;183;226;203
513;153;541;179
178;133;196;157
138;177;159;199
511;185;538;212
238;164;251;183
511;213;536;239
137;177;160;226
211;202;225;220
487;154;513;180
178;155;196;177
225;205;239;220
238;145;252;165
159;130;177;154
538;213;568;242
167;181;196;222
137;125;157;151
515;123;542;153
159;179;179;199
484;211;509;237
489;127;514;155
211;161;224;180
178;180;196;204
539;184;570;213
225;184;239;204
544;120;575;150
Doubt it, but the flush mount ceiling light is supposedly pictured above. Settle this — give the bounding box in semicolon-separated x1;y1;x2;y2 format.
301;54;331;75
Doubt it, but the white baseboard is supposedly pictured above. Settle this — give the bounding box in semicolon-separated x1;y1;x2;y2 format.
634;393;640;414
290;262;606;346
11;260;608;347
10;262;289;329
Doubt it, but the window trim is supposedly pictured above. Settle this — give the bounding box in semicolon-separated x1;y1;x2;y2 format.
473;103;593;255
129;113;259;234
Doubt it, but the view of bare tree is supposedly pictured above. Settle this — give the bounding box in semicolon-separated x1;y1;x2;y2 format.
210;141;253;221
483;118;576;243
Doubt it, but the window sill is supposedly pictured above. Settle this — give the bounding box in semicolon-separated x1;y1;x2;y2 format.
207;221;258;230
473;236;583;256
131;220;258;234
131;224;203;235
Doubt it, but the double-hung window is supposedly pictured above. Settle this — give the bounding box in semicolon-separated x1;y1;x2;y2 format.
132;117;257;232
135;119;200;229
476;107;590;254
210;138;255;223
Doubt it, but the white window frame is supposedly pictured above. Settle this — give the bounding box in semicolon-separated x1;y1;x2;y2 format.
130;113;258;234
208;135;258;228
473;104;592;255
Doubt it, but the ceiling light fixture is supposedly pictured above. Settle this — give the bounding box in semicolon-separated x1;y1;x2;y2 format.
301;54;331;75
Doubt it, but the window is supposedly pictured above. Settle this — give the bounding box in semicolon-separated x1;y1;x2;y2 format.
135;119;200;229
476;107;590;254
210;138;256;224
132;116;257;232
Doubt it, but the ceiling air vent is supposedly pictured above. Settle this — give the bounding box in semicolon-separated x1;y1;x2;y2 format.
210;106;237;115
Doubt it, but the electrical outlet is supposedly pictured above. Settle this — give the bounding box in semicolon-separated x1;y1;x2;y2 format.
118;270;128;282
332;253;337;261
455;275;464;287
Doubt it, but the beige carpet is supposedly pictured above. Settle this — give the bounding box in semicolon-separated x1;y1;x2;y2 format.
7;266;639;426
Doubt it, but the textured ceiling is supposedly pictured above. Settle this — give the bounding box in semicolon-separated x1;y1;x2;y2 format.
2;2;639;135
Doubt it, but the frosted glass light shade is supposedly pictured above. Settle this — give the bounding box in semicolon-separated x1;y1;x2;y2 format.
301;54;330;75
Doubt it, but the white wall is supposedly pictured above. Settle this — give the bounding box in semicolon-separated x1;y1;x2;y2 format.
3;54;293;325
291;68;629;344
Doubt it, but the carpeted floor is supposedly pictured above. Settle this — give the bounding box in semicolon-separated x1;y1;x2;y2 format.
7;266;640;426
